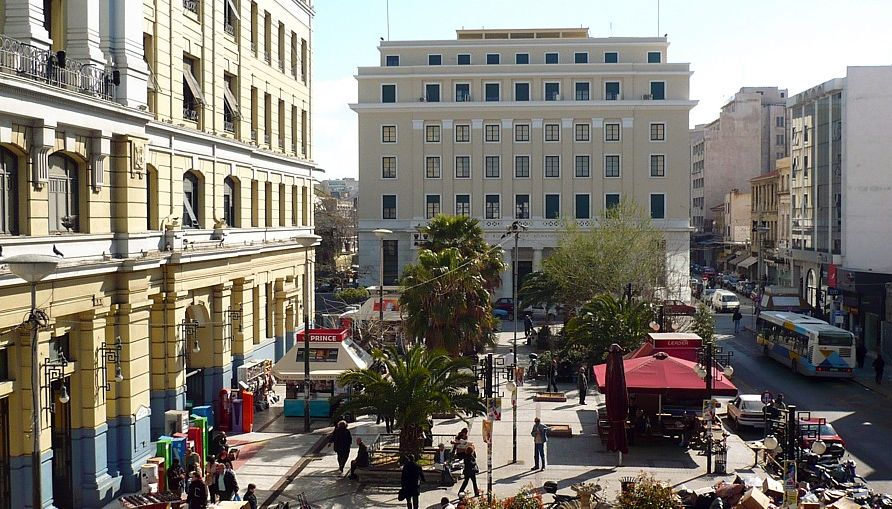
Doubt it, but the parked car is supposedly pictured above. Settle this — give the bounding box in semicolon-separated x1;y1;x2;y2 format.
712;289;741;313
723;276;738;290
493;297;514;316
702;267;716;277
727;394;766;430
525;304;561;321
702;288;717;303
799;418;846;458
493;308;509;320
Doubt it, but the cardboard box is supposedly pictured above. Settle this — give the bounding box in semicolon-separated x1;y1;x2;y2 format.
828;498;862;509
736;487;771;509
762;477;784;500
799;503;821;509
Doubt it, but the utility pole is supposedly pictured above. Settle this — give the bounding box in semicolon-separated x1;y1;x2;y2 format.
510;222;520;464
705;341;714;474
485;353;493;503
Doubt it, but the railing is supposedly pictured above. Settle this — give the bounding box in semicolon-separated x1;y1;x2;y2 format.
251;129;257;141
224;22;236;36
0;34;116;101
183;0;199;14
224;117;235;133
606;92;620;100
264;133;271;145
264;50;271;63
456;93;471;102
183;103;199;121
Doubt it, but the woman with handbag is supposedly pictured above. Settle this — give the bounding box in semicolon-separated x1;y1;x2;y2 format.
399;454;425;509
457;444;480;498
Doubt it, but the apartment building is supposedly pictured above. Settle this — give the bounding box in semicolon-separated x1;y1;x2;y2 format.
0;1;316;507
748;170;779;283
352;28;696;300
690;87;788;267
720;189;752;273
321;177;359;199
775;157;792;286
787;67;892;358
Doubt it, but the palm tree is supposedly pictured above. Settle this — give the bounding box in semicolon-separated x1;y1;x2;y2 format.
419;215;505;291
564;293;655;361
400;247;497;354
338;345;485;456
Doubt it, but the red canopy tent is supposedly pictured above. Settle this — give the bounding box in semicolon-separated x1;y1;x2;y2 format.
593;352;737;399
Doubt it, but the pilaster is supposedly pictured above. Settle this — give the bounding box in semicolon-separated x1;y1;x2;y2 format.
110;135;149;236
65;0;106;67
4;0;51;50
105;0;149;109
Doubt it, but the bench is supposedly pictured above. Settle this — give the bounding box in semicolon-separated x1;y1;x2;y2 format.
534;392;567;402
545;424;572;438
353;465;445;486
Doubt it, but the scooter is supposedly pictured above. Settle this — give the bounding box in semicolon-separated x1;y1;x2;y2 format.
528;353;539;379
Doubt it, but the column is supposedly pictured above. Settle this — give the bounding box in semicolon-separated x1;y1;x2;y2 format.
210;284;234;395
65;0;105;67
110;135;149;240
532;248;543;272
4;0;51;49
285;301;296;352
273;279;287;360
105;0;148;108
500;248;513;300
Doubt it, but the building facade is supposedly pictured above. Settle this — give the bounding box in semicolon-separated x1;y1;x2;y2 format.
320;177;359;200
787;67;892;357
720;189;752;274
0;0;317;507
352;28;695;300
749;170;779;283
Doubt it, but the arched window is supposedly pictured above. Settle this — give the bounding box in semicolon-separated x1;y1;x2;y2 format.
183;171;200;228
48;153;79;233
223;176;237;227
0;147;19;235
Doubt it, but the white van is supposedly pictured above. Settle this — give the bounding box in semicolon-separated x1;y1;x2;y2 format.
711;289;740;313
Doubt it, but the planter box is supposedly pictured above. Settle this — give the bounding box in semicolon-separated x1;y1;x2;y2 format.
534;392;566;402
546;424;572;437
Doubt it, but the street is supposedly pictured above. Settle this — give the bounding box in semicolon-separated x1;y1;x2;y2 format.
707;295;892;493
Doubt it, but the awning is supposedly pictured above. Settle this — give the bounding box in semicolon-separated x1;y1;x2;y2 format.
226;0;241;19
223;85;242;119
594;352;737;399
727;253;748;266
182;63;206;105
737;256;758;269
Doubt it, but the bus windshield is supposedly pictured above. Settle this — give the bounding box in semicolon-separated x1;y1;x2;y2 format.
818;332;853;347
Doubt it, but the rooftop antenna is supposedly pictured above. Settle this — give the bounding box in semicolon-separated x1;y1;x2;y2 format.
609;21;613;37
386;0;390;41
657;0;660;37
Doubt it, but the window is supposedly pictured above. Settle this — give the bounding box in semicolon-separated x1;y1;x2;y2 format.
425;156;441;178
182;171;201;228
605;123;620;141
182;55;205;121
650;155;665;177
485;156;500;178
263;11;271;62
250;180;259;226
455;83;471;102
485;83;500;102
776;116;785;127
515;124;530;142
485;195;500;219
515;53;529;64
47;153;79;233
382;156;397;178
545;52;559;64
647;51;661;63
650;123;665;141
425;83;440;102
486;53;500;65
515;156;530;178
575;194;590;219
605;193;620;210
425;124;440;143
545;194;560;219
264;181;273;226
385;55;399;66
776;134;784;145
604;52;618;63
426;195;441;218
545;155;560;178
575;123;590;142
290;32;298;77
457;54;471;65
574;52;588;63
381;84;396;103
382;239;399;284
575;82;590;101
650;193;665;219
650;81;665;100
575;155;590;177
515;195;530;219
455;156;470;178
223;176;238;227
604;155;620;177
382;195;396;219
224;0;239;36
382;125;397;143
544;123;560;142
0;147;19;235
514;82;530;101
250;2;258;54
455;124;470;142
300;38;308;82
428;54;442;65
455;195;470;216
605;81;620;100
545;82;560;101
484;124;500;142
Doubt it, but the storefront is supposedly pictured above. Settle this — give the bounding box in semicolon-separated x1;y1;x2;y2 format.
272;328;372;418
836;268;892;355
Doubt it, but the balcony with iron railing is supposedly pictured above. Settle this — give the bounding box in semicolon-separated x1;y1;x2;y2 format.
223;110;235;133
183;0;199;14
224;22;236;37
0;34;117;101
183;101;199;122
264;133;271;145
264;51;271;64
251;129;257;141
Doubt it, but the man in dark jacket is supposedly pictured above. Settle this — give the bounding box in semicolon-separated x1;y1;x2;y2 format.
213;463;239;501
547;357;560;392
186;471;208;509
874;354;886;384
577;366;588;405
348;438;369;479
400;454;426;509
328;420;352;473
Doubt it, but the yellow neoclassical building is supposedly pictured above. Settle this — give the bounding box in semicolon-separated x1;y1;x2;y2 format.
0;0;316;507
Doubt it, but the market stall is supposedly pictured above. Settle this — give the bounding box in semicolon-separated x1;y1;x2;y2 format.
625;333;703;362
272;328;372;418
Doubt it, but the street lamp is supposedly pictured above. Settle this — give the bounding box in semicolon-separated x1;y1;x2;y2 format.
4;253;61;509
501;221;525;464
299;235;321;432
372;229;392;347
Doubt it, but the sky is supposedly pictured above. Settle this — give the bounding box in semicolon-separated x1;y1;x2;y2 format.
311;0;892;179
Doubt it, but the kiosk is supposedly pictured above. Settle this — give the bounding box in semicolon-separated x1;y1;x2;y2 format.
273;328;372;418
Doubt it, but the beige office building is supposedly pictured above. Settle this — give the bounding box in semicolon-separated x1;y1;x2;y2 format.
0;0;316;506
352;28;695;300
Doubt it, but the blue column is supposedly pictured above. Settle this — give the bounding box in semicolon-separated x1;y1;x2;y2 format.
106;413;153;494
10;450;53;509
70;424;116;508
285;330;295;353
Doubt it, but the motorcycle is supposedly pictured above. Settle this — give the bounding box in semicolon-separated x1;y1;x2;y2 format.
528;353;539;379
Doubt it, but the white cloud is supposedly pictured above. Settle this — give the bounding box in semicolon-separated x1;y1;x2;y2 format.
312;77;358;179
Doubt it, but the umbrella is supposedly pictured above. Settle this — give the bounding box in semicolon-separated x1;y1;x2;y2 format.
593;352;737;399
604;343;629;462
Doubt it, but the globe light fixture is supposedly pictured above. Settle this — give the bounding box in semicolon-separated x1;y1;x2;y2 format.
811;439;827;456
763;435;779;450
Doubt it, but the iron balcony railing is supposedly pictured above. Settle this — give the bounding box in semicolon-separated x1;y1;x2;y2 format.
0;34;117;100
183;0;199;14
183;102;199;121
224;22;236;36
251;128;257;141
264;133;270;145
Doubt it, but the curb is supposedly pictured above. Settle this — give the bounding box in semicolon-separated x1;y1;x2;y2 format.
260;431;330;508
851;377;890;398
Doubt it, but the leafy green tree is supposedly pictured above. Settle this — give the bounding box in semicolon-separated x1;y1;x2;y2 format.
517;271;559;310
419;215;505;291
338;345;485;456
335;287;370;304
563;294;656;361
691;303;716;345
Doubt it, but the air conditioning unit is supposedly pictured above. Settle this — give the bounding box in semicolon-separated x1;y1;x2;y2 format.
164;410;189;435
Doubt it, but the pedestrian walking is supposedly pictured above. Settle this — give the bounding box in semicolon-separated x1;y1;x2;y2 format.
732;309;743;334
458;445;480;497
874;354;886;384
434;443;454;486
349;438;370;480
577;366;588;405
440;496;457;509
204;457;218;502
530;418;549;470
514;364;525;386
328;420;353;473
399;454;426;509
213;463;239;501
856;340;867;369
184;446;201;474
523;313;534;337
243;483;258;509
186;471;208;509
166;459;186;496
546;357;560;392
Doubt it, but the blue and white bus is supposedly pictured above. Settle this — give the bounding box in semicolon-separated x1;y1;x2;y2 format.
755;311;855;378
